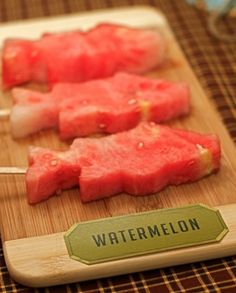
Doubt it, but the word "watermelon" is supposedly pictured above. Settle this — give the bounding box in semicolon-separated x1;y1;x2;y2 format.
26;122;220;204
2;23;166;89
11;72;190;139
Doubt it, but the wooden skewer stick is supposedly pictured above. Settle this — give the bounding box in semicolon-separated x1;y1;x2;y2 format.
0;167;26;174
0;109;11;118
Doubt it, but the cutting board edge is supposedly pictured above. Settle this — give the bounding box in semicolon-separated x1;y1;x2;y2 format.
0;5;167;44
3;203;236;288
1;5;236;287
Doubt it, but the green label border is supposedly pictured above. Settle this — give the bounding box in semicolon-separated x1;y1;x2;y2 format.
64;204;229;264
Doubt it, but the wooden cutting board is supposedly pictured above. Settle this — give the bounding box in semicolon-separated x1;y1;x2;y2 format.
0;6;236;287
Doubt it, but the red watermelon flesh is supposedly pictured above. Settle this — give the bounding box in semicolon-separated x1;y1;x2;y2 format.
41;31;89;85
26;122;220;204
2;23;166;89
10;73;189;138
2;40;34;88
27;146;81;203
57;77;142;138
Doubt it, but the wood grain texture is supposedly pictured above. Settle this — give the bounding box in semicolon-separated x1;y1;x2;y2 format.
3;203;236;287
0;4;236;262
0;8;236;240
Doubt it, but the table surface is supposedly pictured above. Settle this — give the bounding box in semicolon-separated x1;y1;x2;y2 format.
0;0;236;292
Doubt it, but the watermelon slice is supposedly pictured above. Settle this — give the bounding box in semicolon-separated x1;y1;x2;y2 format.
2;24;166;89
26;122;221;204
10;73;190;138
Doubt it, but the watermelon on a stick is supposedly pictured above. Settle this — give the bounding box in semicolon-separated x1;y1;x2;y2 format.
10;73;190;139
26;122;221;204
2;23;166;89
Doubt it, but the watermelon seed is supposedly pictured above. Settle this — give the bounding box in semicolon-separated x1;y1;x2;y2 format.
128;98;137;105
149;121;156;127
138;142;144;149
43;153;52;159
196;144;203;150
99;123;107;129
50;159;58;166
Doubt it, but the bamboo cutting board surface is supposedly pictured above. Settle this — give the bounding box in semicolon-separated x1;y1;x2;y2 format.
0;8;236;285
0;5;236;240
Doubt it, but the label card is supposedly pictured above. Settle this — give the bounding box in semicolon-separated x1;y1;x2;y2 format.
64;204;228;264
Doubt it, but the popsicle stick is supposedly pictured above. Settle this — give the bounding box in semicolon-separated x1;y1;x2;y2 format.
0;167;26;174
0;109;11;118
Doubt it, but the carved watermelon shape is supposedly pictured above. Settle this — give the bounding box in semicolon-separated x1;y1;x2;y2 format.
10;73;190;138
26;122;220;204
2;24;166;89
